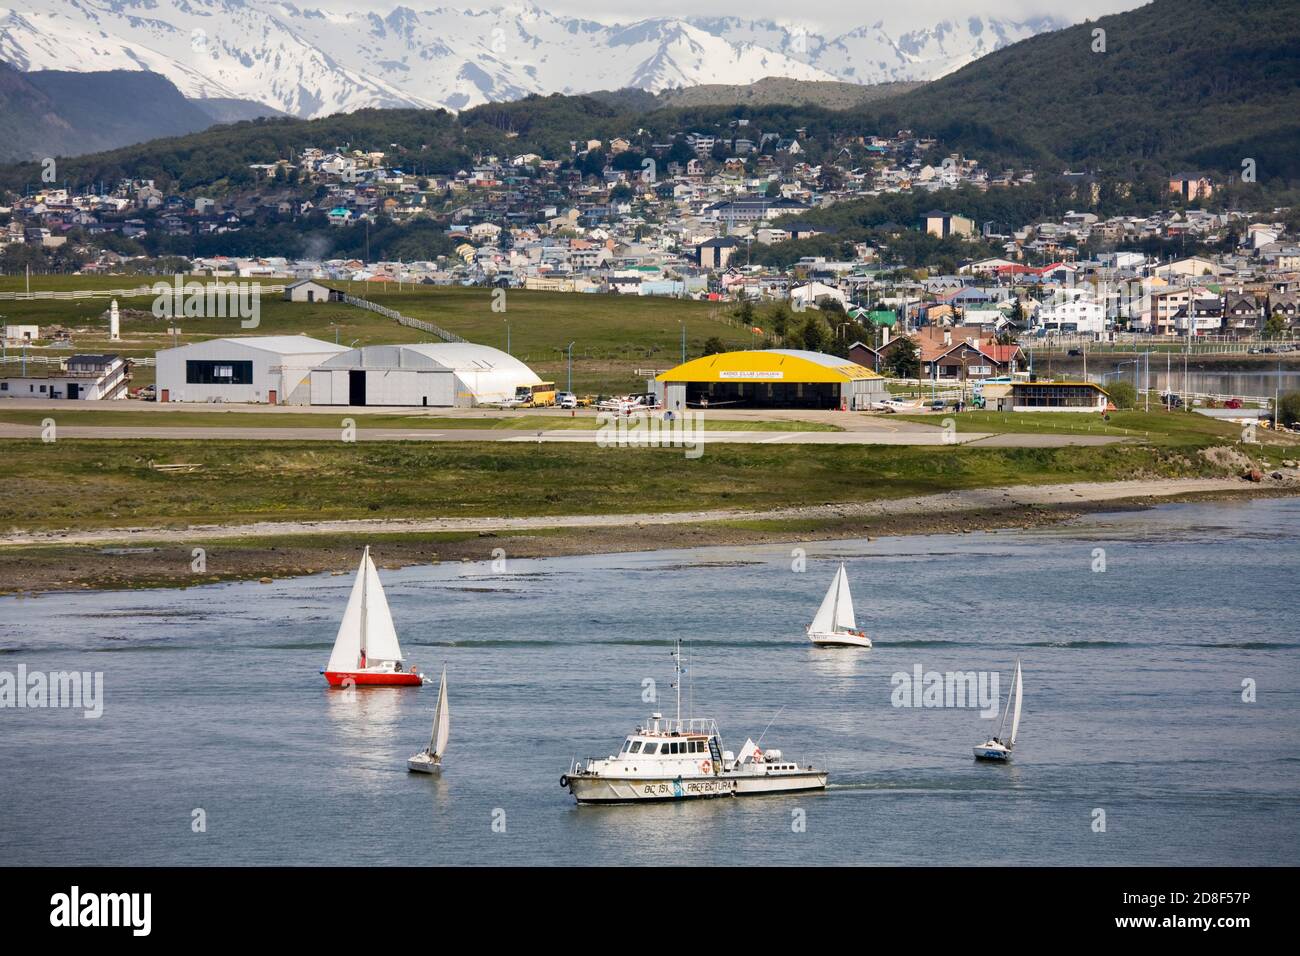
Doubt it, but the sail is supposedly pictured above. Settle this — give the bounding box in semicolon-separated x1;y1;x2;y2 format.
1009;660;1023;746
324;551;367;673
428;667;450;757
832;565;856;632
360;551;404;664
809;567;840;633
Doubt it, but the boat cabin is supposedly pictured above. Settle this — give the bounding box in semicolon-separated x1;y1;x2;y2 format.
598;716;725;777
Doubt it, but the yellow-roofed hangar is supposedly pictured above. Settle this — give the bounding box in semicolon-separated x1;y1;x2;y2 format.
654;349;888;411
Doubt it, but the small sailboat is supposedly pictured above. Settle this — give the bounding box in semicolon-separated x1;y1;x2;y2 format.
806;563;871;647
408;667;449;774
323;546;423;687
974;659;1022;762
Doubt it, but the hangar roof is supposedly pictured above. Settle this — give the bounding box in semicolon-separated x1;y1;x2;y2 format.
656;349;882;384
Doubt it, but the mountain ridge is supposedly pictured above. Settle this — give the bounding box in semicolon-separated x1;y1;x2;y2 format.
0;1;1070;117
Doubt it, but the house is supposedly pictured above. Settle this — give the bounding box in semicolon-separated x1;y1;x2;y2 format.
1223;293;1264;336
790;282;847;310
1168;172;1214;201
1267;292;1299;324
996;381;1109;413
284;279;343;304
697;236;740;270
0;354;130;401
923;211;975;239
4;324;40;343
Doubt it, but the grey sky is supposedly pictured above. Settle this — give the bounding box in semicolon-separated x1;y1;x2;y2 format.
324;0;1147;33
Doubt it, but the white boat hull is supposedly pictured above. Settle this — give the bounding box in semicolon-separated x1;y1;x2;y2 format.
563;769;827;804
808;629;872;648
407;752;442;774
973;741;1012;762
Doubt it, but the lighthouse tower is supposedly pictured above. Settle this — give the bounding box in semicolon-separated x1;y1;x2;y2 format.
109;299;120;341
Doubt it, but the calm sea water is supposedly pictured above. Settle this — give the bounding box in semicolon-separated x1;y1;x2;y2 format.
1085;367;1300;399
2;498;1298;866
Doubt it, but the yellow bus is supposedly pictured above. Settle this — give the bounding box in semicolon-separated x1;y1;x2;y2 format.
513;382;557;407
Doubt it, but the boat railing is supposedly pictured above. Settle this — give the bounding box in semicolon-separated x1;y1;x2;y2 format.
638;716;719;738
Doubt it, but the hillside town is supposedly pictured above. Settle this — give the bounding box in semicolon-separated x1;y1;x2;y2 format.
2;120;1298;349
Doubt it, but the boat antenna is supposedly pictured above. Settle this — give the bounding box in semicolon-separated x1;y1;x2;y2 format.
687;641;693;723
675;637;683;728
755;704;787;748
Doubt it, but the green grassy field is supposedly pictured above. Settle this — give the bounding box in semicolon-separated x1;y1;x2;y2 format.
0;438;1241;533
1;275;759;394
0;409;839;432
895;409;1267;447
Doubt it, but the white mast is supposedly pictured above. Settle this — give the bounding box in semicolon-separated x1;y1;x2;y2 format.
996;665;1013;740
359;545;369;667
428;666;449;758
1009;659;1023;748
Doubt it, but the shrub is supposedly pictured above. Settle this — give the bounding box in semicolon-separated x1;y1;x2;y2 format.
1106;380;1137;409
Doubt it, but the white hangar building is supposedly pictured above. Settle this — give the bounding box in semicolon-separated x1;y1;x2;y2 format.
310;343;541;407
155;335;348;404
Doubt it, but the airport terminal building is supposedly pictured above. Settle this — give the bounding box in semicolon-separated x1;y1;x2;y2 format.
655;349;888;411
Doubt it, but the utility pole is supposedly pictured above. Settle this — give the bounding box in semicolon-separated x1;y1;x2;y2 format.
566;341;575;394
1275;357;1283;428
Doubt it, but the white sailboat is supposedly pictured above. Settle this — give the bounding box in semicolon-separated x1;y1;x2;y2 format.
806;563;871;647
974;659;1022;762
323;547;423;687
408;666;450;774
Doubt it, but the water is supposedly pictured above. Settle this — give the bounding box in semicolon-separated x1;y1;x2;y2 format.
1086;366;1300;400
2;498;1298;866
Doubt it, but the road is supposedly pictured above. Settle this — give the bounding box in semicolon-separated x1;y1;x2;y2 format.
0;422;1123;447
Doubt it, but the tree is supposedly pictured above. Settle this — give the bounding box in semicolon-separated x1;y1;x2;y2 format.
1106;380;1137;409
887;337;921;378
1278;390;1300;427
799;314;830;353
736;300;755;326
1264;312;1289;338
702;336;726;356
769;302;792;343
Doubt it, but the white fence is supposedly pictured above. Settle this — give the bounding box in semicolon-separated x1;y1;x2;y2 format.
342;294;465;343
0;283;286;301
0;355;154;366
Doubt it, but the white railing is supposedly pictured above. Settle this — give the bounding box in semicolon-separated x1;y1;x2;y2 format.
637;716;720;738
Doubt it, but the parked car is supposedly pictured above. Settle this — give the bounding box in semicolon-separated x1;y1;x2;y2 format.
1224;398;1243;409
1067;348;1084;357
930;399;947;412
1163;393;1184;409
556;391;578;409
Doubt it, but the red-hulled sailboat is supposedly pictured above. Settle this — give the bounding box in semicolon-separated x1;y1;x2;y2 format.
323;547;423;687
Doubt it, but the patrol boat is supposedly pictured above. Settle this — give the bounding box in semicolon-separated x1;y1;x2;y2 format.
560;640;828;804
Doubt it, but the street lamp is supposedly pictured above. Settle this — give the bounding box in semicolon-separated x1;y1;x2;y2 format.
565;341;575;394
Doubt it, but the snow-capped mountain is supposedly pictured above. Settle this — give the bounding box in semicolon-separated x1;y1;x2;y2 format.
0;2;1068;118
